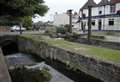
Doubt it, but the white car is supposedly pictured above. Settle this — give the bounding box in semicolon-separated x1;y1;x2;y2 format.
10;25;26;32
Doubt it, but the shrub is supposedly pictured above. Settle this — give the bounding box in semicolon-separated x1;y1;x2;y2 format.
45;27;57;36
91;35;105;40
106;31;115;35
56;26;66;34
9;67;52;82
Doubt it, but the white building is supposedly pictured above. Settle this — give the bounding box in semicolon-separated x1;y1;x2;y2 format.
53;11;80;32
54;13;69;26
79;0;120;31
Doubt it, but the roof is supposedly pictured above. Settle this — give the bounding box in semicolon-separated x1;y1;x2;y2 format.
80;0;120;11
110;0;120;4
80;0;97;10
98;0;110;6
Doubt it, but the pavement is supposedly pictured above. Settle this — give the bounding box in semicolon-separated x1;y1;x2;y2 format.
0;48;11;82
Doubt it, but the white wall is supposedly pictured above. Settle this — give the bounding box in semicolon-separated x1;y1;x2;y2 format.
54;13;69;26
92;7;98;16
82;9;88;17
116;3;120;12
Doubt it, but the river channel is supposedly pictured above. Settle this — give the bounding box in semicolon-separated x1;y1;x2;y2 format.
5;53;102;82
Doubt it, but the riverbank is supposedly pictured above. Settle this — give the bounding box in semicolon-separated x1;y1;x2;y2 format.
17;34;120;82
21;35;120;64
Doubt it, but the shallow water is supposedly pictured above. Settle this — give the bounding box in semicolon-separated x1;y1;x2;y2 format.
5;53;74;82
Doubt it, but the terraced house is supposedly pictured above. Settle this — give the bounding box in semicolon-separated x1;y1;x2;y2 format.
79;0;120;31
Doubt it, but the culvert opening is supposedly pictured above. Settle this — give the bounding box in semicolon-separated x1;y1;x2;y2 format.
1;41;19;55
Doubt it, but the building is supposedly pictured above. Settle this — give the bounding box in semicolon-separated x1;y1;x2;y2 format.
0;26;10;32
79;0;120;31
53;11;80;32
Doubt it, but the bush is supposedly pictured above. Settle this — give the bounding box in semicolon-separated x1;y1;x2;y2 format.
9;67;52;82
56;27;66;34
45;27;57;36
106;31;115;35
91;35;105;40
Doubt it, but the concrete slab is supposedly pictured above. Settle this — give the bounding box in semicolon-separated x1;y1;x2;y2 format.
0;48;11;82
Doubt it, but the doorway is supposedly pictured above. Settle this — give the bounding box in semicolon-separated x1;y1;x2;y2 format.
98;20;102;31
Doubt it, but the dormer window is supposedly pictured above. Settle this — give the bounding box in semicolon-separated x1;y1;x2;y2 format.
110;5;116;13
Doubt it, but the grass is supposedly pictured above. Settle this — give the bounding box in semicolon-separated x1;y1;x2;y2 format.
21;35;120;64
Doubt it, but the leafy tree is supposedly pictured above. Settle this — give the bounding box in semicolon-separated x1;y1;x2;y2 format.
0;0;49;27
19;16;32;30
0;0;48;17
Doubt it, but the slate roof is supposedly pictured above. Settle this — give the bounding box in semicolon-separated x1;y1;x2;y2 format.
98;0;110;6
80;0;97;10
110;0;120;4
80;0;120;11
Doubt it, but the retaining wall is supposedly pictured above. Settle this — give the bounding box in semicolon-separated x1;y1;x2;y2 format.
18;36;120;82
0;48;11;82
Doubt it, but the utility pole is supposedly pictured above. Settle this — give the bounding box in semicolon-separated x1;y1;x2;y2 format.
20;22;22;34
88;6;92;43
68;9;73;33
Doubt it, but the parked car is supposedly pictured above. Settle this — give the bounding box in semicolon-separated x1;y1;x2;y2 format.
10;25;26;32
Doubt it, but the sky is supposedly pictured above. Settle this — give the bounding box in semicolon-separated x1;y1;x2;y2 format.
33;0;101;22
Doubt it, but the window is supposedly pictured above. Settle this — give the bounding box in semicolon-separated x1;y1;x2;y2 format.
110;5;116;13
117;10;120;15
82;13;86;18
109;19;114;26
92;20;95;26
99;11;102;15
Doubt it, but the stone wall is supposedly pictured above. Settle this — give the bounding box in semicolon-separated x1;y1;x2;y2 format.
0;48;11;82
18;36;120;82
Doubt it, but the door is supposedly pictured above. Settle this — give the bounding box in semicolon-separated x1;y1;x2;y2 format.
98;20;102;31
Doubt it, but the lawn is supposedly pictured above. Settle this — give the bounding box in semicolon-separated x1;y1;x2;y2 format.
21;35;120;64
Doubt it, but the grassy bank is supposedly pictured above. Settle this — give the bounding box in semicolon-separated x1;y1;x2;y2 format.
20;35;120;64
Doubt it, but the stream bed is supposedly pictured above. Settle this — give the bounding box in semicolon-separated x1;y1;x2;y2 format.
5;53;74;82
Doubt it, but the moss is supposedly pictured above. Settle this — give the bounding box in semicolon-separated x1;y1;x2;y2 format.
64;60;81;72
20;35;120;64
9;67;52;82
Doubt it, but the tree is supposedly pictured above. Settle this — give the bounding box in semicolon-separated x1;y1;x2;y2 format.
0;0;49;31
0;0;49;17
19;16;32;30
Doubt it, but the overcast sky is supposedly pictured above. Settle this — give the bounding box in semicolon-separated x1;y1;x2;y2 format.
33;0;101;22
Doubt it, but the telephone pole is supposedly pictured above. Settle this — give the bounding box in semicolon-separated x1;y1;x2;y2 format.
88;6;92;43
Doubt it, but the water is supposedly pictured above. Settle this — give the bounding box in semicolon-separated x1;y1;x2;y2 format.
5;53;74;82
5;53;36;68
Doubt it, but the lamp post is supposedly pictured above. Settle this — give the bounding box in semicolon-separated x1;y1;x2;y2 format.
67;9;73;33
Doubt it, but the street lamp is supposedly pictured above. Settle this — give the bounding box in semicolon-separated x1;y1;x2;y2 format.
67;9;73;33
